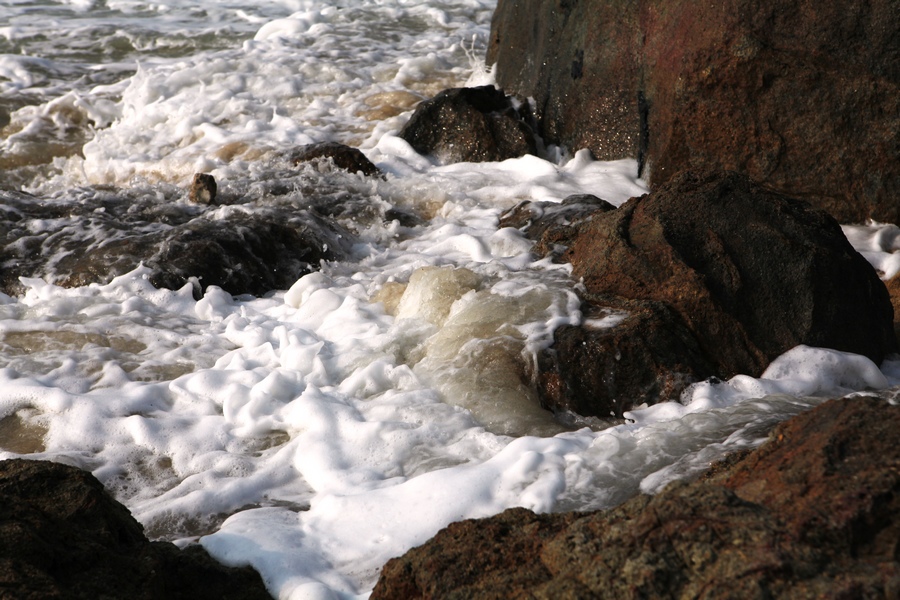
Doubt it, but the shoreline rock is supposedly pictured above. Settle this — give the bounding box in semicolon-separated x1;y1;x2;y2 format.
371;395;900;599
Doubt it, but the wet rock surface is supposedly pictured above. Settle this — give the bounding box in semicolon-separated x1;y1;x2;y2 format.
288;141;382;177
0;165;417;298
565;170;897;383
371;396;900;599
536;295;716;419
0;458;272;600
398;85;537;163
487;0;900;223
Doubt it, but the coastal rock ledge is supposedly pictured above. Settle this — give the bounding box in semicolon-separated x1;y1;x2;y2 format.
372;396;900;599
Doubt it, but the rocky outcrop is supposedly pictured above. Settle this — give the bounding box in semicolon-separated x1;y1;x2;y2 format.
371;396;900;599
487;0;900;223
0;458;272;600
398;86;537;163
565;170;896;381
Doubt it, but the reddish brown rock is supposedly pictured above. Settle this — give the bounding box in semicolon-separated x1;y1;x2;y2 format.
536;296;715;418
398;86;537;163
0;459;271;600
371;396;900;599
566;170;897;379
487;0;900;223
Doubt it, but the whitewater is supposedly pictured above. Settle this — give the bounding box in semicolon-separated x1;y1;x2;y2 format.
2;1;900;598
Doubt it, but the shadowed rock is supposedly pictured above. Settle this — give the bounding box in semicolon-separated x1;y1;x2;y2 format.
189;173;218;205
372;396;900;599
398;85;537;163
289;141;381;177
0;458;272;600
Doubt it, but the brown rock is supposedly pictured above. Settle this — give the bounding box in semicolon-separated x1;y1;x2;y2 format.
488;0;900;223
290;141;381;177
371;396;900;599
566;170;897;378
0;458;271;600
189;173;218;205
536;295;715;418
398;86;537;163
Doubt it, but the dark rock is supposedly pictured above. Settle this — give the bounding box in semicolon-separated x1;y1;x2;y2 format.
371;396;900;599
189;173;218;205
499;193;615;260
0;187;354;298
289;141;381;177
0;458;272;600
536;295;716;419
487;0;900;223
565;170;897;379
398;86;537;163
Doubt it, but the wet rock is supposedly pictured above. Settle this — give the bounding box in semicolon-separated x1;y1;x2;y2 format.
0;187;354;298
189;173;218;205
487;0;900;223
398;85;537;163
0;458;271;600
536;296;716;419
289;141;381;177
371;396;900;599
566;170;897;380
499;193;615;260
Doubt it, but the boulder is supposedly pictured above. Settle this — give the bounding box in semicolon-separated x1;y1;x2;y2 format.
289;141;381;177
0;458;271;600
398;86;537;163
499;193;615;261
371;396;900;599
536;295;716;419
565;170;897;380
487;0;900;223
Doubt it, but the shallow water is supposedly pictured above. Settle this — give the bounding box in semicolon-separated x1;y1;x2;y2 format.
2;2;900;598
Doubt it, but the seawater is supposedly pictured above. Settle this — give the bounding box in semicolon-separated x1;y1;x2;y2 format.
2;2;900;599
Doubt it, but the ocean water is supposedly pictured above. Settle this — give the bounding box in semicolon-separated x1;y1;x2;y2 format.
2;1;900;598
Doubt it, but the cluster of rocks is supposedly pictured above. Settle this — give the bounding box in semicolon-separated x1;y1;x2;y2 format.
0;458;271;599
0;142;394;299
371;396;900;598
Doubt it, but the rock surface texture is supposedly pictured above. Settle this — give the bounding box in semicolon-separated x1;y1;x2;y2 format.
0;458;272;600
371;396;900;599
487;0;900;223
398;86;537;163
521;171;897;418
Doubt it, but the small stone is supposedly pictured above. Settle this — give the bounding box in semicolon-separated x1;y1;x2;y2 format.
189;173;217;205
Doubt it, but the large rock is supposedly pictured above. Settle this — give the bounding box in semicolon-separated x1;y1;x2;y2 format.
371;396;900;599
487;0;900;223
398;86;537;163
0;458;272;600
566;170;897;380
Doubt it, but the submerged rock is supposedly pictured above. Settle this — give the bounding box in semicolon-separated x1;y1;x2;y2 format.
0;458;271;600
487;0;900;223
372;396;900;599
566;170;897;382
398;85;537;163
289;141;381;177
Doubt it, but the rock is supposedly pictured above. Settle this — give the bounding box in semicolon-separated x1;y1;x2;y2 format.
0;187;354;298
371;396;900;599
289;141;381;177
536;295;716;418
565;170;897;379
397;85;537;163
189;173;218;205
487;0;900;223
499;193;615;261
0;458;272;600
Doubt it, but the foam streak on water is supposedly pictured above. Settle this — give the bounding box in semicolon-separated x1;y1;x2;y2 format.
2;2;900;599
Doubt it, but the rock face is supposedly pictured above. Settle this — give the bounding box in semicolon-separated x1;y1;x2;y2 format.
371;396;900;599
566;170;897;382
398;86;537;163
0;458;272;600
487;0;900;223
